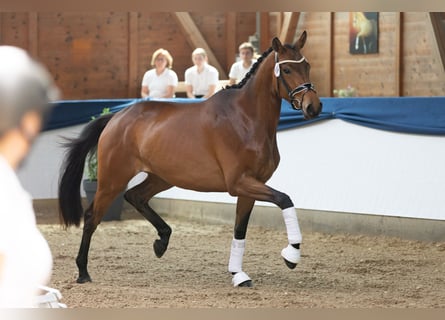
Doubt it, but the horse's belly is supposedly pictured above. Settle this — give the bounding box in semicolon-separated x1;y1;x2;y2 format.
147;158;228;193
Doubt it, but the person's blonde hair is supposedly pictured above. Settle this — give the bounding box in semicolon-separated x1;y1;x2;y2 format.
191;48;207;59
238;42;255;54
151;48;173;68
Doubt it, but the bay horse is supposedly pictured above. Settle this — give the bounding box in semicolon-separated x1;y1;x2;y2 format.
58;31;322;287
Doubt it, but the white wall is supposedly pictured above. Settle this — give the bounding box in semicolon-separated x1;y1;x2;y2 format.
18;120;445;221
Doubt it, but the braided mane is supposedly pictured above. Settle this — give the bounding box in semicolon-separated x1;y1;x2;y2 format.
224;43;298;90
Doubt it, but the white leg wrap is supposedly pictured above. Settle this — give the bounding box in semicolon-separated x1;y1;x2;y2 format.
228;238;245;273
232;271;251;287
281;244;301;264
282;207;302;244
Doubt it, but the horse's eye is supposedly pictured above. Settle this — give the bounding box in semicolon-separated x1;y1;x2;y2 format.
283;68;291;74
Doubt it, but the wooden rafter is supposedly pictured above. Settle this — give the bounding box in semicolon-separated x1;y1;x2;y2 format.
173;12;227;78
279;12;300;44
429;12;445;73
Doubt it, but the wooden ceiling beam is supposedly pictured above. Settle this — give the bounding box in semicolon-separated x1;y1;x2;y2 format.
173;12;227;78
429;12;445;73
279;12;300;44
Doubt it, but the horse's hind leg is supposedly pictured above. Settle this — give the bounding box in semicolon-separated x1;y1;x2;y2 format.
76;180;129;283
228;196;255;287
124;173;173;258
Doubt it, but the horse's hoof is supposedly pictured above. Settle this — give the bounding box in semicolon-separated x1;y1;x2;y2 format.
76;275;92;284
283;258;297;270
281;244;300;269
153;239;167;258
232;271;252;287
238;280;253;287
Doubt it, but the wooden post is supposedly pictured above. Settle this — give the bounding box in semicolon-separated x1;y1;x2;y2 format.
259;12;270;52
28;12;38;57
0;13;3;44
128;12;139;98
226;12;237;73
395;12;404;97
328;12;334;97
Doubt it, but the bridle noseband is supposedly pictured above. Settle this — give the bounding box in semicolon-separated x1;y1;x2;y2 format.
274;52;316;110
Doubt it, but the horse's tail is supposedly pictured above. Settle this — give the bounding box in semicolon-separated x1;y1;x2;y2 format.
58;113;114;227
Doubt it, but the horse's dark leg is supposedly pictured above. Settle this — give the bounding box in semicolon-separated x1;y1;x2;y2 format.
76;185;127;283
228;196;255;287
76;204;95;283
231;176;302;270
124;174;173;258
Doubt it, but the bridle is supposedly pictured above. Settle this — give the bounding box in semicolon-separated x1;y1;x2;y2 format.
274;52;316;110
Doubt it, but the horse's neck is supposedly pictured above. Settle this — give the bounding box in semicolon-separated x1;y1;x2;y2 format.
240;63;282;135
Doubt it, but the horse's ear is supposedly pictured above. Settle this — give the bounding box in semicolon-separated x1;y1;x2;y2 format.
272;37;283;52
295;30;307;49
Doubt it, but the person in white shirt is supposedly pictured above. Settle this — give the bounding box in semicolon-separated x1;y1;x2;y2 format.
184;48;219;99
228;42;257;85
141;48;178;99
0;46;60;308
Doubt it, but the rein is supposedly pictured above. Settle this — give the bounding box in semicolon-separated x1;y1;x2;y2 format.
274;52;316;110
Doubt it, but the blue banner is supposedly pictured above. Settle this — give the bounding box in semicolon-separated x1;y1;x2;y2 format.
43;97;445;136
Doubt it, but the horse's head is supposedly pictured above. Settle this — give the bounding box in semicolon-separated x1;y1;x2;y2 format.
271;31;322;120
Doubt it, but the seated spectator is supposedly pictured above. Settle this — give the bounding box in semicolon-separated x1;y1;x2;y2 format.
141;48;178;99
184;48;219;99
228;42;257;85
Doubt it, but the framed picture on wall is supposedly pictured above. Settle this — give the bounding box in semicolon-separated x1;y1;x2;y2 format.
349;12;379;54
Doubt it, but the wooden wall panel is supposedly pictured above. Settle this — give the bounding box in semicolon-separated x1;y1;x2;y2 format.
137;12;192;88
296;12;332;97
403;12;445;96
0;13;29;49
235;12;257;47
330;12;398;97
137;12;256;96
1;12;443;99
296;12;445;97
188;12;229;78
37;12;130;99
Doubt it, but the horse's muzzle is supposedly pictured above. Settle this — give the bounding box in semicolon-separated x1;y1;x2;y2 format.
289;83;322;119
303;101;323;120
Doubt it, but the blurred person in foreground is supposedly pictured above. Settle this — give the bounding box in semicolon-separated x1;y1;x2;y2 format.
0;45;61;308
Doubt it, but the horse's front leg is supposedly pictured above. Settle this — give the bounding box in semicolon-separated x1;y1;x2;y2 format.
228;196;255;287
233;177;302;270
280;206;302;269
